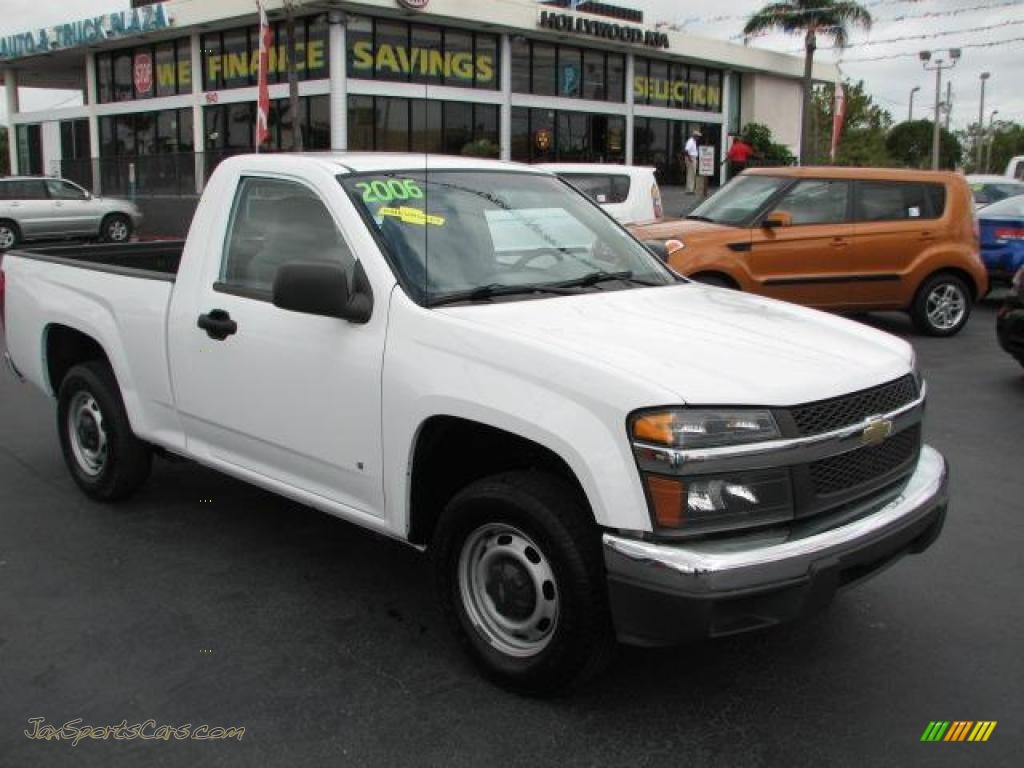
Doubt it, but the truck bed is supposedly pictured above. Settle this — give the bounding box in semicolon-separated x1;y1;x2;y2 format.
8;240;185;281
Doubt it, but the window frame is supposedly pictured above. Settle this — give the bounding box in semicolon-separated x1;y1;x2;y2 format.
214;174;357;302
852;180;946;223
760;178;854;228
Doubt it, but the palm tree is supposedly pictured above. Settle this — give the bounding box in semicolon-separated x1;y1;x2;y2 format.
744;0;871;164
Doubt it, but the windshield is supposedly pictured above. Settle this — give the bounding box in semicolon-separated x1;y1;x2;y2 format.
979;194;1024;218
688;175;789;226
340;171;674;305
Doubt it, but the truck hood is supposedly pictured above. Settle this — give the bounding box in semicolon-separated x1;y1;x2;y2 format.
441;284;913;407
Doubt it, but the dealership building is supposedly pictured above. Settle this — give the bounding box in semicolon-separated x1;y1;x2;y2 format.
2;0;836;197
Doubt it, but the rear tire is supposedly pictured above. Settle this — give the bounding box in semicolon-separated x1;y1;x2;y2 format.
57;361;152;501
0;220;20;250
432;471;616;696
101;214;132;243
911;273;972;337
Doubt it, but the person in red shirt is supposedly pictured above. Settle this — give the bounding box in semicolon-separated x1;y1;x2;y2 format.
724;135;755;181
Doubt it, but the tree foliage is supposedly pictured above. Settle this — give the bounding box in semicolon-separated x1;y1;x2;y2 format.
885;120;962;170
743;0;872;161
741;122;796;166
808;79;893;166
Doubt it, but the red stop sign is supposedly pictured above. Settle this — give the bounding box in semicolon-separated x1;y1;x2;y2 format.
134;52;153;95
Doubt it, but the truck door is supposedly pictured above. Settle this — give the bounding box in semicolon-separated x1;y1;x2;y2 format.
167;174;387;518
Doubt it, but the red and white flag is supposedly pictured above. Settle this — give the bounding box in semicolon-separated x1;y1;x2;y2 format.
255;0;271;150
830;83;846;162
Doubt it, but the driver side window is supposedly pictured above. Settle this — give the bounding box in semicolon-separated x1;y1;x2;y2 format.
768;179;850;226
220;177;356;296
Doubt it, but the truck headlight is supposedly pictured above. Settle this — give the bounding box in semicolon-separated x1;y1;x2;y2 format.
630;409;792;534
645;469;793;532
631;408;780;449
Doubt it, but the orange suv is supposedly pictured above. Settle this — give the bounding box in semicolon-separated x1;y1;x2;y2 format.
632;167;988;336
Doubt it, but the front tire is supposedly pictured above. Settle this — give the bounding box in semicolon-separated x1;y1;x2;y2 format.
0;220;20;250
911;273;972;336
432;472;616;696
57;361;152;501
101;214;132;243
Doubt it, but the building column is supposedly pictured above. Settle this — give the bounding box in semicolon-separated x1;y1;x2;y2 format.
4;67;18;175
85;53;102;194
500;34;512;161
625;54;635;165
328;11;347;150
190;30;205;193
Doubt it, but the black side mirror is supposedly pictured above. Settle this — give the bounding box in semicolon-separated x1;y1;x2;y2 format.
272;262;373;323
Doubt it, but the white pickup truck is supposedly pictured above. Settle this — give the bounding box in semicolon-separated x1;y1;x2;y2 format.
1;153;948;694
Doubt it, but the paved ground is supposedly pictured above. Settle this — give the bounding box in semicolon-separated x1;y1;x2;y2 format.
0;301;1020;767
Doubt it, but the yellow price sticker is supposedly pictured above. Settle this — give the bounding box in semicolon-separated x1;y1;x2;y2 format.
379;206;446;227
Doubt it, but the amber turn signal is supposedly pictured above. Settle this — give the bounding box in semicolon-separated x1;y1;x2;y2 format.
645;475;685;528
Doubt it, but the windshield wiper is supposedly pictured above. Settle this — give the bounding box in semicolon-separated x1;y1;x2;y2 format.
548;270;663;290
685;214;715;222
428;283;578;307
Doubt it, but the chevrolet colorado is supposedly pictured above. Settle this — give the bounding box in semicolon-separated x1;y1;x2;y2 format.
1;153;948;694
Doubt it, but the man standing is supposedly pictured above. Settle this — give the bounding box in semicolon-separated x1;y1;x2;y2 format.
684;129;701;194
723;134;754;181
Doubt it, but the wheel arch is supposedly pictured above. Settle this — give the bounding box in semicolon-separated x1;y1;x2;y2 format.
407;415;590;548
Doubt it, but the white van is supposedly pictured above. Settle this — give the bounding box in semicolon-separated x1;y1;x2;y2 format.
539;164;663;225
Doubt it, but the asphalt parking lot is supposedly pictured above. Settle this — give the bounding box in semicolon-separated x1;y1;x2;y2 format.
0;301;1020;768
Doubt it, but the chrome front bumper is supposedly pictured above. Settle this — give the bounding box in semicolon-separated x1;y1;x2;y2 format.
603;445;949;645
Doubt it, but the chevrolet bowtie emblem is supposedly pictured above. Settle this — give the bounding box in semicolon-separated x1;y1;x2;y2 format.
861;416;894;446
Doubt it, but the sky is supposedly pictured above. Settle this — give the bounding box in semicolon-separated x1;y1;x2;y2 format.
1;0;1022;131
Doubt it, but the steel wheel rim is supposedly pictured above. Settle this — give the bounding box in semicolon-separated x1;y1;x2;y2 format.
926;282;966;330
68;391;108;477
0;227;14;249
457;523;559;658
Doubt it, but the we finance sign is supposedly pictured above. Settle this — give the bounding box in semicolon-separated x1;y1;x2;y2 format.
0;4;172;61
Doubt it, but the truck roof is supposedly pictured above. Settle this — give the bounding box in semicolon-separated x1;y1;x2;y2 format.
217;152;550;176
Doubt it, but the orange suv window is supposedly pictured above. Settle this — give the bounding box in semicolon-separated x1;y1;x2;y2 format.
854;181;946;222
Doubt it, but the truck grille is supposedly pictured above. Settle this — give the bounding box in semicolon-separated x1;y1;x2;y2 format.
809;425;921;496
790;375;919;436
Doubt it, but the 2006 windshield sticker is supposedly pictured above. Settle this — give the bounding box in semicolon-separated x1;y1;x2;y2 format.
356;179;424;204
378;206;446;227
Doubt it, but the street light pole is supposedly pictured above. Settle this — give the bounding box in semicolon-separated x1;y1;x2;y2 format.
977;72;990;171
920;49;960;170
909;86;920;121
986;109;999;173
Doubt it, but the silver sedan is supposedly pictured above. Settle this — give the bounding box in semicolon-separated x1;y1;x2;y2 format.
0;177;143;249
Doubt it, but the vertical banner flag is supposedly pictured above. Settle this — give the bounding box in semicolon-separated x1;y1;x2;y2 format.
255;0;271;150
830;83;846;162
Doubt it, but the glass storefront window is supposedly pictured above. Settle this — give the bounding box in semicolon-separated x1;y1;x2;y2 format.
177;39;192;94
647;59;669;107
443;101;472;155
202;32;223;91
669;64;687;109
557;111;588;160
443;29;474;88
411;99;443;153
511;107;625;164
635;58;723;113
582;49;605;100
155;42;176;98
97;54;113;103
222;28;250;90
347;17;498;90
607;53;625;103
348;95;376;151
113;53;133;102
179;109;194;151
474;33;499;90
531;43;556;97
557;47;583;98
688;66;707;111
307;95;330;150
374;20;409;83
378;97;410;150
510;36;530;94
